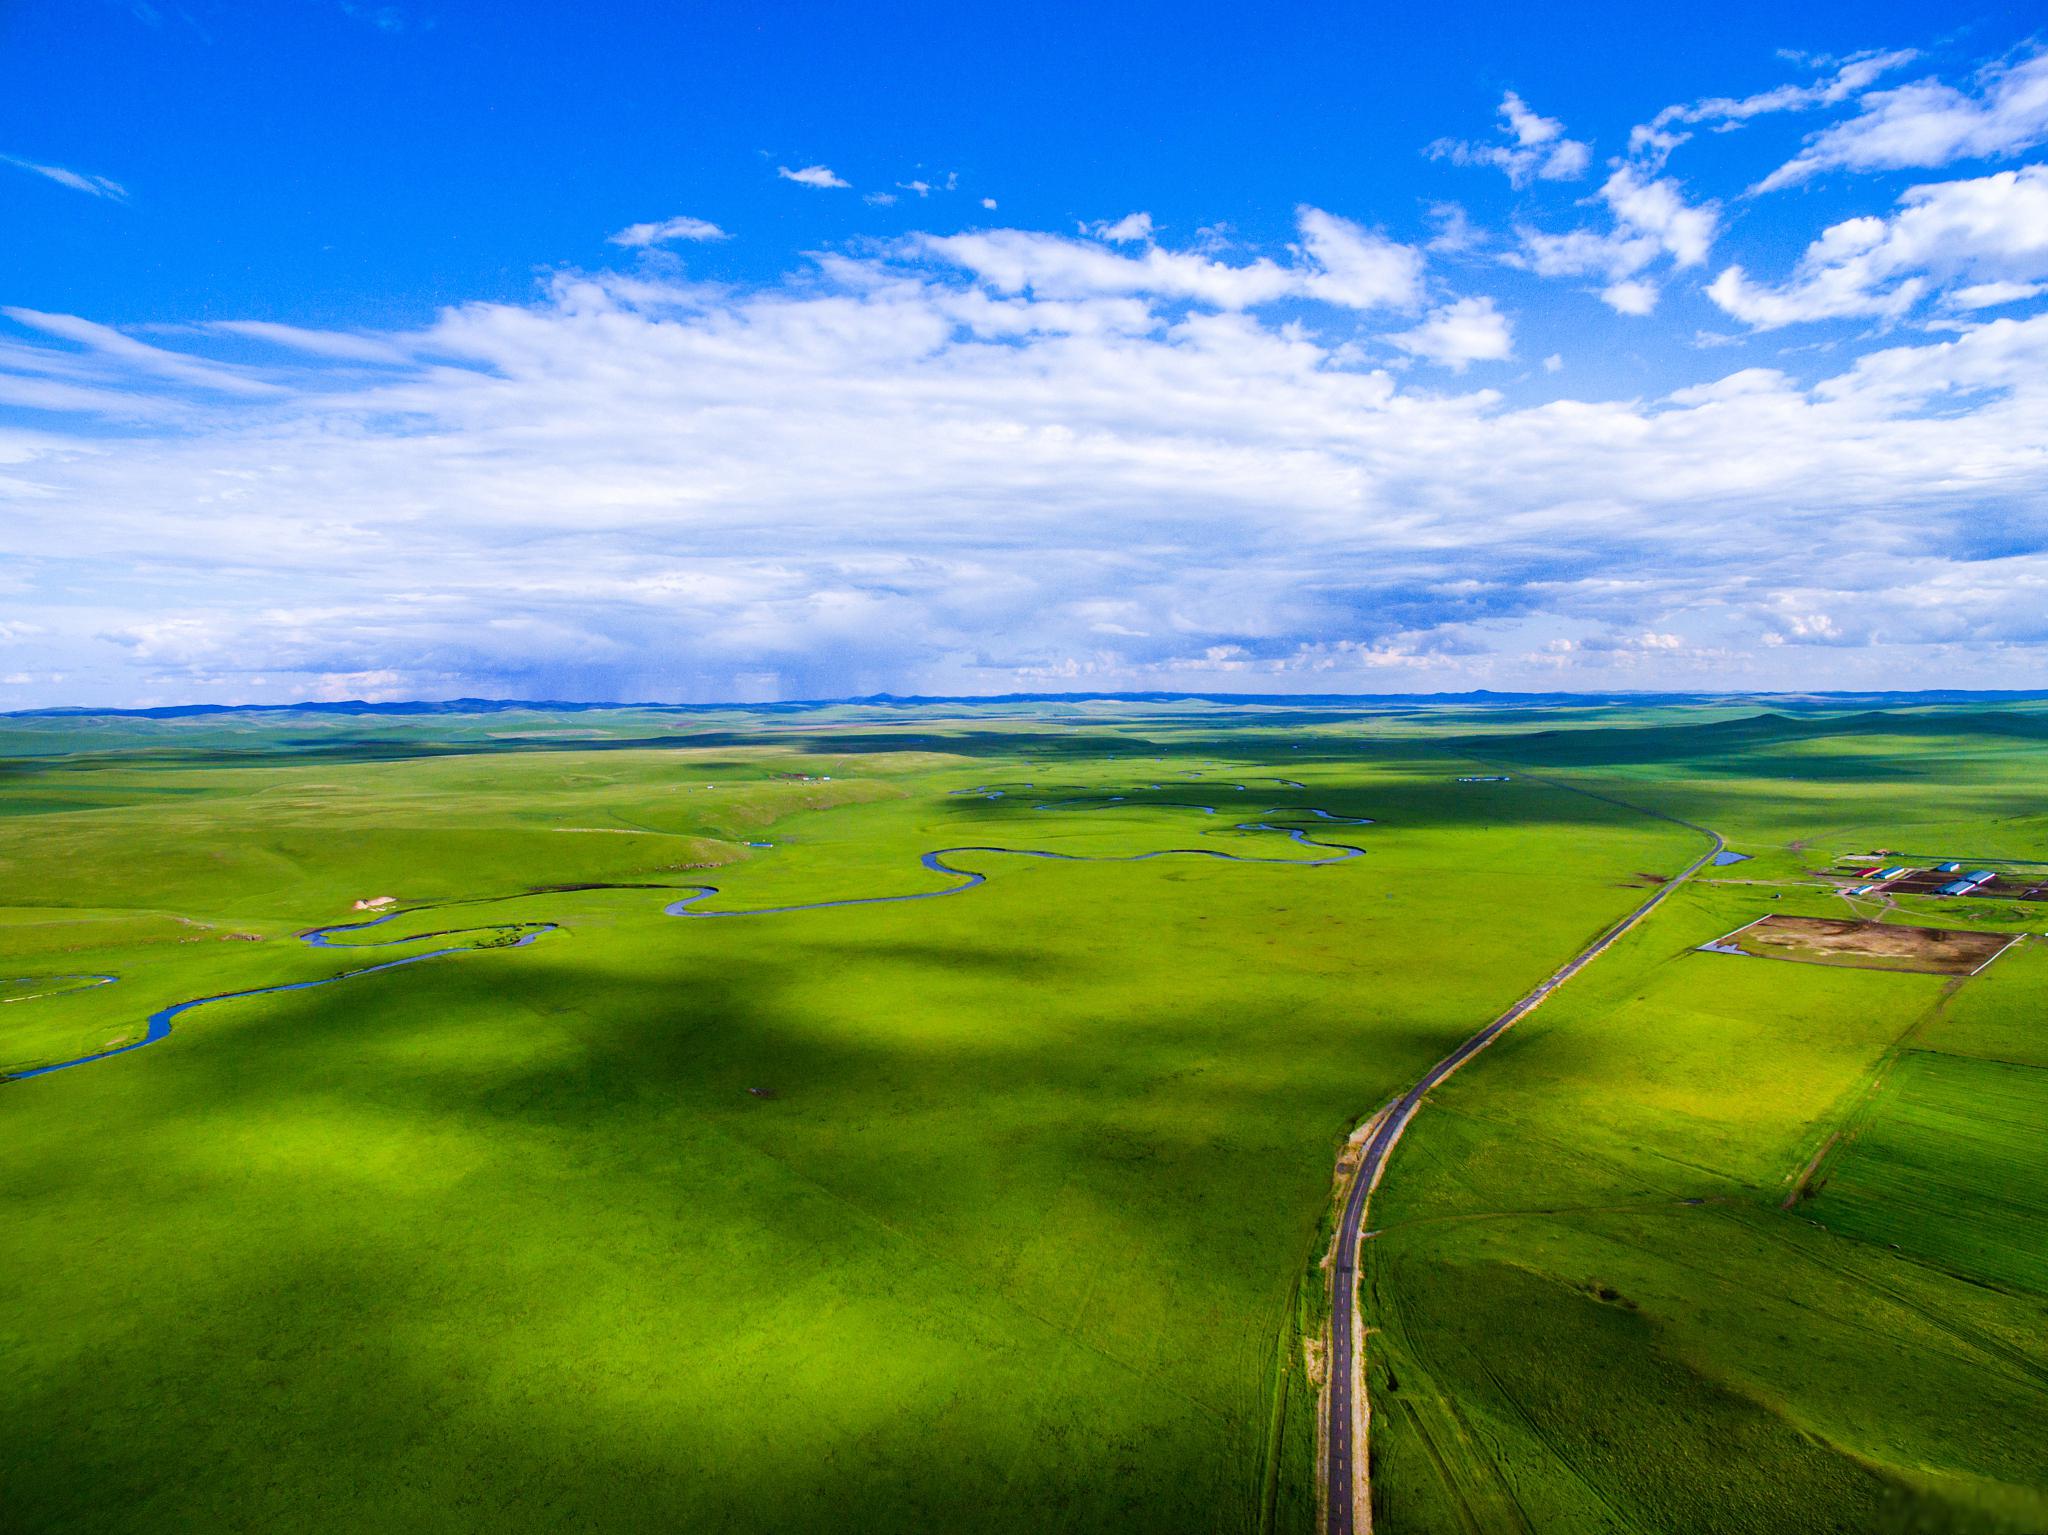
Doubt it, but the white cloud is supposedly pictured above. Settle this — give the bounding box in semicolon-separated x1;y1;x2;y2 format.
923;229;1296;308
1709;166;2048;329
1093;212;1154;243
1295;208;1428;310
778;164;850;189
1511;165;1717;314
608;215;729;248
1601;279;1658;315
5;307;281;396
1630;49;1918;167
865;192;898;207
981;197;998;211
1948;280;2046;311
1387;296;1514;369
1428;91;1592;186
923;206;1425;313
8;234;2048;702
206;320;411;364
1542;353;1563;373
1;152;128;200
1426;202;1481;254
1601;166;1716;267
1759;47;2048;191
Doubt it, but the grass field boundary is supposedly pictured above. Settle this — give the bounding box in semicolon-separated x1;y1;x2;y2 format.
1781;975;1972;1209
1966;932;2029;977
1698;915;2026;978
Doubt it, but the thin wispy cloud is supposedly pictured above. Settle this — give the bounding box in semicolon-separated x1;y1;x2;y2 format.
923;206;1425;313
1758;46;2048;191
1630;49;1919;167
607;215;730;248
2;153;127;201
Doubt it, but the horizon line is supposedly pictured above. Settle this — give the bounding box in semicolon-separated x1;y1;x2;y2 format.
12;686;2048;721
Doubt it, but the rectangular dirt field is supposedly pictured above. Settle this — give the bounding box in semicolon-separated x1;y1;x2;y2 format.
1703;915;2018;975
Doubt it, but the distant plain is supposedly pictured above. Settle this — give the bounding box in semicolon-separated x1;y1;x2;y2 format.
3;698;2045;1532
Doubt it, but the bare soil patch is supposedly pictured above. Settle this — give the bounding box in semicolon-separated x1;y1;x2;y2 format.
1709;915;2015;976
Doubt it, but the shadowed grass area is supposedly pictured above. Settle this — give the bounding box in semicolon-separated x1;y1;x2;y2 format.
5;699;2047;1532
1;705;1697;1534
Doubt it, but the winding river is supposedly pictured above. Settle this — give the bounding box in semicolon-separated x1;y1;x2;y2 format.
5;792;1372;1082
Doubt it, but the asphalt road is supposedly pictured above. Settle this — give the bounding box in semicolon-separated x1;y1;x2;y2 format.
1323;807;1722;1535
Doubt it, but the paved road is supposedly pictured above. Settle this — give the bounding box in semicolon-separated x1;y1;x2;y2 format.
1323;803;1721;1535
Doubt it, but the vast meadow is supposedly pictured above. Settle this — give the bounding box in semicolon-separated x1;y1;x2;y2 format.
1364;706;2048;1533
3;698;2044;1531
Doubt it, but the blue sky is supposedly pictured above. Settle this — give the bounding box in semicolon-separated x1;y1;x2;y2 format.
3;1;2047;705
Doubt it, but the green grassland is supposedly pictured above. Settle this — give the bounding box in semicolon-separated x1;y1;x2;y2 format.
0;703;1698;1533
3;698;2045;1532
1807;1051;2048;1293
1364;706;2048;1534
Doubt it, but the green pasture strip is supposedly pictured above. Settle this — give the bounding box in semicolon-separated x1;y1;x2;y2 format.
1806;1051;2048;1295
1912;941;2048;1067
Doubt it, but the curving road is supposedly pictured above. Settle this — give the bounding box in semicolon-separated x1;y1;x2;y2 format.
1322;803;1721;1535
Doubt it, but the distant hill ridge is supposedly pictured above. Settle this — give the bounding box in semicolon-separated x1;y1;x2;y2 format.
11;689;2048;721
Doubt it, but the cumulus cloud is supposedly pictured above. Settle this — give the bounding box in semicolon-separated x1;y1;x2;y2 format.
1759;47;2048;191
1092;212;1155;243
1428;91;1591;186
608;215;729;247
1511;165;1717;314
1297;208;1429;310
1386;296;1514;369
5;225;2048;704
2;152;128;200
778;164;850;189
1601;279;1659;316
1709;166;2048;329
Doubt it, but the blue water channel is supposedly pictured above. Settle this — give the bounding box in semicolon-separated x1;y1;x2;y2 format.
7;792;1372;1081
